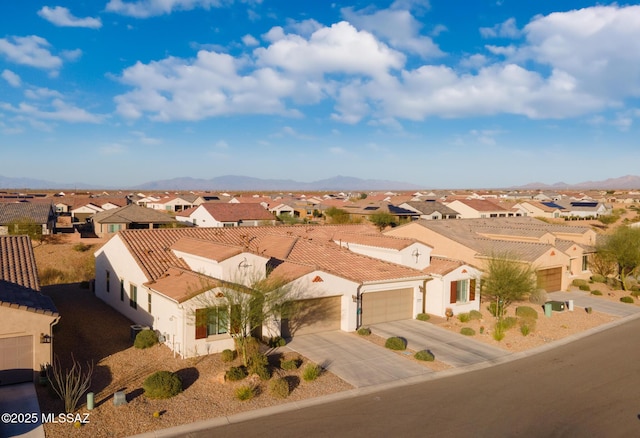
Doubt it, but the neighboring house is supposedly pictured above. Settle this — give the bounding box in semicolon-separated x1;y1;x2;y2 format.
0;235;60;385
399;201;461;220
182;203;277;227
269;203;296;217
94;224;440;358
91;204;178;237
147;195;205;213
341;202;420;223
555;201;613;218
445;199;515;219
0;203;56;235
514;201;565;219
385;217;595;293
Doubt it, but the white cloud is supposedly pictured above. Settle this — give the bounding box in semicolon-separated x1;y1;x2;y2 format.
341;5;443;58
131;130;162;145
459;54;488;69
1;99;104;123
480;17;521;39
1;69;21;87
61;49;83;62
100;143;126;155
241;34;259;47
24;87;63;100
105;0;226;18
38;6;102;29
0;35;62;70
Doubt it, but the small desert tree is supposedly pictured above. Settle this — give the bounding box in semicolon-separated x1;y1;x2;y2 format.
596;225;640;290
324;207;351;224
481;254;537;320
47;355;94;413
369;212;396;231
7;217;44;244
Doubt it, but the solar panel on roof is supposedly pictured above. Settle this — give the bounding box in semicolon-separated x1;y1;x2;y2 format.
570;202;598;207
541;202;564;209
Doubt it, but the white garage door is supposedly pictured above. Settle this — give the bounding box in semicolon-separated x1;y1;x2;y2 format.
281;296;341;337
362;288;413;325
0;335;33;386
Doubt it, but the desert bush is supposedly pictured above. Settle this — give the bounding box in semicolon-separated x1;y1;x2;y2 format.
384;337;406;351
143;371;182;399
248;353;271;381
528;289;548;305
469;310;483;320
515;306;538;320
572;279;588;287
221;349;236;363
579;284;591;291
235;385;255;401
519;318;536;336
498;317;518;331
39;268;68;286
269;377;290;398
302;363;321;382
225;366;248;381
414;350;435;362
591;274;606;283
267;336;287;348
620;296;635;304
280;357;301;371
72;243;92;252
591;290;603;296
357;327;371;336
134;329;158;349
493;324;505;341
458;312;471;323
460;327;476;336
416;313;430;321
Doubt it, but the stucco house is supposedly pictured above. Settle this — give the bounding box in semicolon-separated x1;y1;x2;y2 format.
445;199;516;219
0;235;59;385
90;204;177;238
385;217;595;293
178;203;277;227
94;224;479;358
399;201;461;220
0;203;56;236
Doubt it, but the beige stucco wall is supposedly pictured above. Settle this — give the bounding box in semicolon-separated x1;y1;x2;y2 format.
0;306;59;379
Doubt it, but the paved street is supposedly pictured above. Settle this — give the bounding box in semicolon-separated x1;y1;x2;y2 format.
285;331;432;387
370;319;509;367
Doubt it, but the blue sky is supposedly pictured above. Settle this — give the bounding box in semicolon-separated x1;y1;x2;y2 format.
1;1;640;189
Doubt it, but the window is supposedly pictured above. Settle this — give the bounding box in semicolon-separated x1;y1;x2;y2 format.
129;284;137;309
106;271;110;292
120;280;124;301
582;255;589;271
195;307;228;339
107;224;121;233
147;293;152;313
450;279;477;304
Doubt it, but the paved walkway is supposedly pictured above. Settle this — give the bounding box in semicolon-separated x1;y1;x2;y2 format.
0;383;45;438
548;291;640;317
286;331;432;388
371;319;509;367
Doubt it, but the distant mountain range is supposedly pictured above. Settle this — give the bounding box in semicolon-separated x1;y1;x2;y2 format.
2;174;640;192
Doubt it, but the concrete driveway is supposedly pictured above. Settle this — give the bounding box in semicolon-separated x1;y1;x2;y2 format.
0;383;45;438
548;291;640;317
286;331;432;388
370;319;509;367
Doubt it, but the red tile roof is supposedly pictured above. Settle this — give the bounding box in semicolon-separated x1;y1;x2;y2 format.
198;203;276;222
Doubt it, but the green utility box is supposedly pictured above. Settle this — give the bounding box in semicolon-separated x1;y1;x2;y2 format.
547;300;565;312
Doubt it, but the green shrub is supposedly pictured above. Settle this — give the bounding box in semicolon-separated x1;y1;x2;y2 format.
620;296;635;304
591;274;606;283
235;337;260;360
497;317;518;331
225;366;248;381
487;302;506;318
268;336;286;347
72;243;92;252
143;371;182;399
235;385;254;401
631;290;640;298
414;350;435;362
460;327;476;336
248;353;271;381
515;306;538;320
458;313;471;323
493;324;505;341
221;349;236;363
416;313;430;321
302;363;321;382
572;279;588;287
591;290;603;296
269;377;290;398
578;284;591;291
357;327;372;336
529;289;548;305
134;329;158;349
384;337;406;351
280;357;301;371
519;318;536;336
469;310;483;321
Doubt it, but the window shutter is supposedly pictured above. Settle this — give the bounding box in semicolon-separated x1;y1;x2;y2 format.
450;281;457;304
195;309;207;339
469;279;476;301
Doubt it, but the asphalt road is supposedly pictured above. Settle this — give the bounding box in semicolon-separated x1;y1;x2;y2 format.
187;317;640;438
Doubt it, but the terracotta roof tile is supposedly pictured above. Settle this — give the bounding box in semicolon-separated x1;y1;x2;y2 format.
145;267;221;303
198;203;275;222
